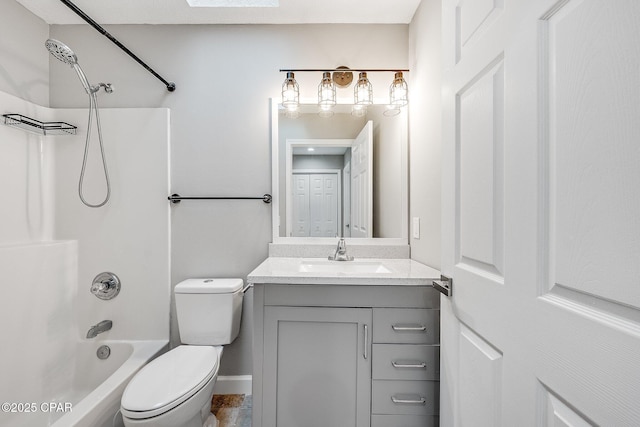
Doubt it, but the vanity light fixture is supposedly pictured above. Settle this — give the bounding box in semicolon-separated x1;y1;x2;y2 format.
354;72;373;106
281;71;299;111
389;71;408;107
318;71;336;117
279;67;409;117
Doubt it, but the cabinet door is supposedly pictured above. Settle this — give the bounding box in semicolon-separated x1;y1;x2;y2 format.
263;306;372;427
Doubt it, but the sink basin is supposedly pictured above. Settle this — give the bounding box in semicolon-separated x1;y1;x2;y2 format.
298;260;392;274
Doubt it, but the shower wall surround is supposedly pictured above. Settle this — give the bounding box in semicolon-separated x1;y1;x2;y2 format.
0;87;170;415
52;106;171;341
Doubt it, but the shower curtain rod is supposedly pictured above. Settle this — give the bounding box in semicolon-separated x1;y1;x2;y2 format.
58;0;176;92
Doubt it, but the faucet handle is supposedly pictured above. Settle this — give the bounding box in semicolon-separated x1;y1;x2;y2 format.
91;272;121;300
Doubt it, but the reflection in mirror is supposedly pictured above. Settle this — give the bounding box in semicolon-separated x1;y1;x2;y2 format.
272;101;408;242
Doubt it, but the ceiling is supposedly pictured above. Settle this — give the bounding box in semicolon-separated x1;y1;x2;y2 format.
16;0;422;25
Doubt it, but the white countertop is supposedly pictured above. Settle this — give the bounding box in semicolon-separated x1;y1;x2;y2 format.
247;257;441;286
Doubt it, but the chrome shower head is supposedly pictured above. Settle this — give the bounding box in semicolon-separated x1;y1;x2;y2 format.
45;38;94;94
45;39;78;66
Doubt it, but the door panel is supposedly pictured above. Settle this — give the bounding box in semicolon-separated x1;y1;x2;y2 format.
544;0;640;307
457;57;505;280
442;0;640;425
351;121;373;238
263;307;372;427
292;173;339;237
291;174;310;237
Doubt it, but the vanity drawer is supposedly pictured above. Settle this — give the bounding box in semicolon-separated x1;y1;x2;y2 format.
373;344;439;381
373;308;439;344
371;414;439;427
372;380;439;415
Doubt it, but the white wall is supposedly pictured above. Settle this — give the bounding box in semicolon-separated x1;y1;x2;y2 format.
408;0;443;269
49;23;409;375
0;0;49;106
369;107;407;238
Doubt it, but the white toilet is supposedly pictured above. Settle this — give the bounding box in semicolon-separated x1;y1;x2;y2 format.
120;278;244;427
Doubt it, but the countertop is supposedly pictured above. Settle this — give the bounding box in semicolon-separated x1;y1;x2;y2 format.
247;257;441;286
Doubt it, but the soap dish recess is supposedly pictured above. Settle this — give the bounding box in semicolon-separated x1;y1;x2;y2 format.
2;113;77;136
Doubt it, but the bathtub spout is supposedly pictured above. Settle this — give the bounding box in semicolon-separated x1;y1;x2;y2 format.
87;320;112;339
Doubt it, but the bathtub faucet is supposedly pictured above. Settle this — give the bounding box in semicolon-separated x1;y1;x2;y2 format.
86;320;113;339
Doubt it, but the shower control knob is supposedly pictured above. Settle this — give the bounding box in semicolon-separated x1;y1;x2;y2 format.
91;272;121;300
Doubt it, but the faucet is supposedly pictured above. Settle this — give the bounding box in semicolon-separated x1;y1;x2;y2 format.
328;237;354;261
86;320;113;339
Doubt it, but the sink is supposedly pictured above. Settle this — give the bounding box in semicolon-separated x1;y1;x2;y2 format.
298;260;392;274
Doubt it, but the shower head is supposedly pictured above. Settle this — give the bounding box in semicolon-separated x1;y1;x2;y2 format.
45;38;94;94
45;39;78;66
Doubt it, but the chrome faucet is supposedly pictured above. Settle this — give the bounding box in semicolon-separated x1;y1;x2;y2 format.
328;237;354;261
86;320;113;339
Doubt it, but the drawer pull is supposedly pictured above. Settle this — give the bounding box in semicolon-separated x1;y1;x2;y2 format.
364;324;369;360
391;324;427;332
391;395;427;405
391;361;427;369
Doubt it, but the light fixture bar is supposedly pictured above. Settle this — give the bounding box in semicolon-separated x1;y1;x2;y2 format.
280;68;409;73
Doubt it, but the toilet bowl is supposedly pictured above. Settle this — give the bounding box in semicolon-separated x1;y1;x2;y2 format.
121;278;244;427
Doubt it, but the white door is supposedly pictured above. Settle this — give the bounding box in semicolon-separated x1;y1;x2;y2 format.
291;174;310;237
291;172;339;237
309;174;339;237
351;121;373;238
441;1;640;426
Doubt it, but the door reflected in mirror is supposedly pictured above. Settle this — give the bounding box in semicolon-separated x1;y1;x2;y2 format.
272;101;408;242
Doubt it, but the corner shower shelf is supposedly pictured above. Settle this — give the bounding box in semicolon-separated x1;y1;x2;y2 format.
2;113;77;136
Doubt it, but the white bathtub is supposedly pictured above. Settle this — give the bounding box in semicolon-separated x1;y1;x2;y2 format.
48;340;167;427
1;339;166;427
0;242;169;427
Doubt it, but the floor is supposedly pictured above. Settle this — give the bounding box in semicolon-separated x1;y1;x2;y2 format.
211;394;252;427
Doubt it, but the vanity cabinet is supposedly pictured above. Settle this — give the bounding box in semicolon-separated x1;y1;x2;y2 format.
251;283;440;427
263;306;372;427
371;308;440;427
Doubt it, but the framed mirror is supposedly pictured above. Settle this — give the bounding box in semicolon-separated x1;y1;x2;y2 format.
271;99;408;244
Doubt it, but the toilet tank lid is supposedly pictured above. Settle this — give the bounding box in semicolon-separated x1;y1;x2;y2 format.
175;278;243;294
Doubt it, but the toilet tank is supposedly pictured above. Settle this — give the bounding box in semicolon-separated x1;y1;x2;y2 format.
174;278;244;345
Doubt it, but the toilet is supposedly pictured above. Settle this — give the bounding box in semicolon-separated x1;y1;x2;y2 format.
120;278;244;427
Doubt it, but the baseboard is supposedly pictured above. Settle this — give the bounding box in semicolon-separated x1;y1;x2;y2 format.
213;375;252;395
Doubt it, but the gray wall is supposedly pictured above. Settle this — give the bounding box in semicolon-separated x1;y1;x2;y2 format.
0;1;49;106
408;0;443;269
49;23;409;375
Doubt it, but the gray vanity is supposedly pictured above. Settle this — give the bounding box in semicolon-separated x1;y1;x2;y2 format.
248;257;441;427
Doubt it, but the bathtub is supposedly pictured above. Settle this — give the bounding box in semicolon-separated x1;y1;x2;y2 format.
48;340;168;427
0;241;170;427
0;340;167;427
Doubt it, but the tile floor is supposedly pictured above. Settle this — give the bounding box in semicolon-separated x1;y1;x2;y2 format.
211;394;252;427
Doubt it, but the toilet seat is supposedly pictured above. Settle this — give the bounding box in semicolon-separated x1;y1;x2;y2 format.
121;345;221;420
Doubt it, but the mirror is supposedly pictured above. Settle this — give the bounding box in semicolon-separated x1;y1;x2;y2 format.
271;100;408;243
